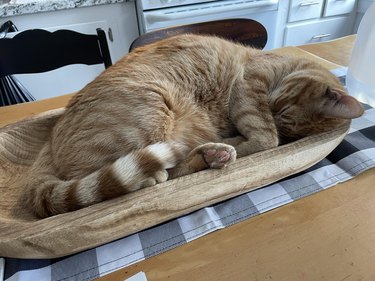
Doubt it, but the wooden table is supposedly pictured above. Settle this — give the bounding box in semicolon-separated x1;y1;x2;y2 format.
97;36;375;281
3;35;374;281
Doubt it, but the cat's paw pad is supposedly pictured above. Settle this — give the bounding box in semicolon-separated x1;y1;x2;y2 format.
201;144;236;169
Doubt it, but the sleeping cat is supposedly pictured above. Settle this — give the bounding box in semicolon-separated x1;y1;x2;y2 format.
24;34;364;218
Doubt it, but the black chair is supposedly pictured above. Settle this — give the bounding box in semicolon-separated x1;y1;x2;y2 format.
0;28;112;106
129;18;267;52
0;28;112;76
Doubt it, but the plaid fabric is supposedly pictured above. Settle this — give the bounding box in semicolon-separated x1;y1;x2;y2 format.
3;69;375;281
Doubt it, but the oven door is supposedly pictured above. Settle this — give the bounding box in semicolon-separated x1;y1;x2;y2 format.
140;0;279;50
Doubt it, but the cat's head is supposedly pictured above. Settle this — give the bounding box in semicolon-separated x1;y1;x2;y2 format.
270;68;364;141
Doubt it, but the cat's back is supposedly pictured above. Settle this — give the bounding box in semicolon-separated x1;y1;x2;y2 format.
62;34;253;123
128;34;249;62
101;34;251;86
49;35;249;177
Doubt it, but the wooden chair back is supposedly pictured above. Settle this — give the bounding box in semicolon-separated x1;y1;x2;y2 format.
129;18;267;52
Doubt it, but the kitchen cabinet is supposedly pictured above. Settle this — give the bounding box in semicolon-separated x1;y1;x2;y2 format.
285;16;354;45
284;0;357;46
1;2;139;100
324;0;356;16
288;0;324;23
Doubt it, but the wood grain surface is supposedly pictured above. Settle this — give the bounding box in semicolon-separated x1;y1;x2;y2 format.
96;168;375;281
298;35;355;67
94;36;374;281
129;18;267;52
0;109;349;258
0;93;74;128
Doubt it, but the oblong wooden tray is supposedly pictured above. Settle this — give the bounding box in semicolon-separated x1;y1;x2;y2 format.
0;108;350;258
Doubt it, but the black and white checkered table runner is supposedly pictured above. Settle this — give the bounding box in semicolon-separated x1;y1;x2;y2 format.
4;68;375;281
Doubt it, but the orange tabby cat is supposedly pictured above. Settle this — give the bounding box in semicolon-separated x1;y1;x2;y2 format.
24;34;364;218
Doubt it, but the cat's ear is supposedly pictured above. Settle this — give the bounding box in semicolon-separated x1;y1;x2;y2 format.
320;88;364;119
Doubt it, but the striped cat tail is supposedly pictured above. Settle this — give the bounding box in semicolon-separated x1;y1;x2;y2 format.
27;142;185;218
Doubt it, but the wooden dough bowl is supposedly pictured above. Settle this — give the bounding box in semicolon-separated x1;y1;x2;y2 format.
0;108;350;258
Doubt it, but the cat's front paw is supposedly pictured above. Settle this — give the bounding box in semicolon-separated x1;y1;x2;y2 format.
199;143;237;169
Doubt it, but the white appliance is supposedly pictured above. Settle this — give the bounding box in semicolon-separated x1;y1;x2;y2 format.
347;1;375;107
136;0;280;50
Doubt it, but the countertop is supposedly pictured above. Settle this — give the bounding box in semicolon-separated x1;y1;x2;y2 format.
0;0;127;18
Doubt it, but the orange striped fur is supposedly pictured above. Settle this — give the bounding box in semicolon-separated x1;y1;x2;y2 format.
23;35;364;217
